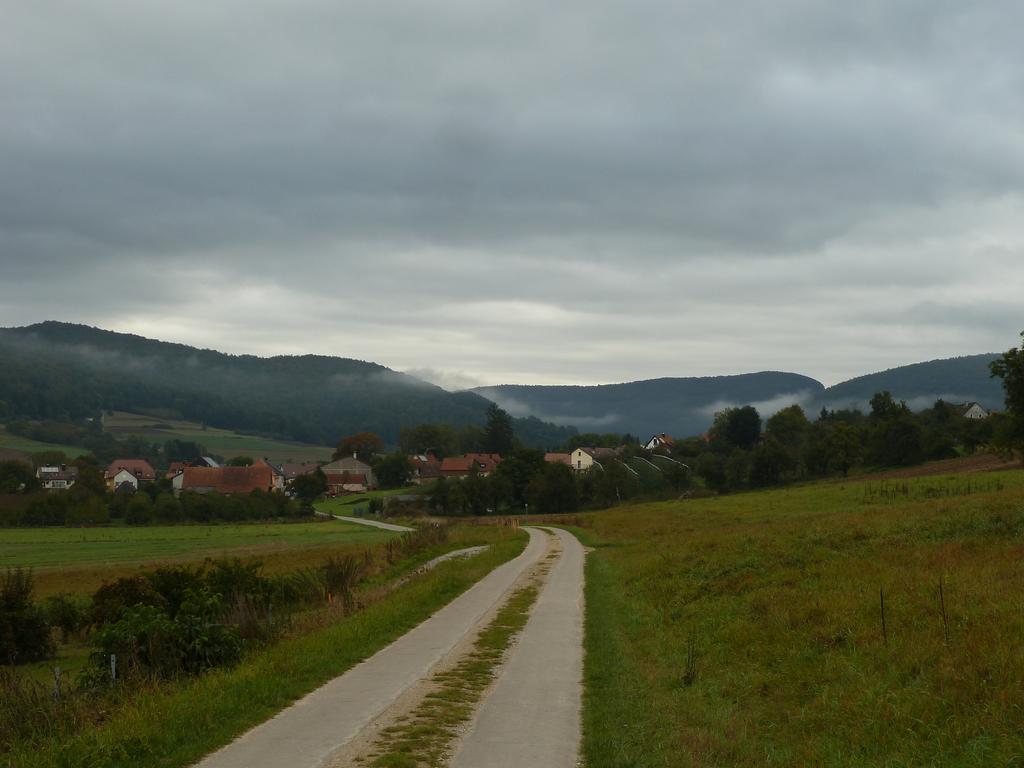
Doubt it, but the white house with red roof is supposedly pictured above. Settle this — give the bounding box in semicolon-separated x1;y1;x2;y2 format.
104;459;157;490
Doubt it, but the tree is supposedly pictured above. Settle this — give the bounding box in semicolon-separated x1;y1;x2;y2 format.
712;406;762;451
991;331;1024;455
525;463;578;515
289;469;327;503
483;403;515;454
398;424;460;458
750;436;794;486
0;460;37;494
765;405;810;452
126;493;154;525
695;453;728;493
493;449;546;507
226;456;254;467
374;454;413;489
333;432;384;462
154;493;182;524
825;422;863;477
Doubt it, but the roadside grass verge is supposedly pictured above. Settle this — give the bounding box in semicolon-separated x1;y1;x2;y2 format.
366;580;541;768
3;527;526;768
574;468;1024;767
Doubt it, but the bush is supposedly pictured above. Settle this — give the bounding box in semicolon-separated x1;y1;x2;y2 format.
42;594;87;642
90;576;168;627
0;568;54;664
92;591;242;680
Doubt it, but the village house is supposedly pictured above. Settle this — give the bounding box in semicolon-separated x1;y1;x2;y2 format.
321;456;377;490
255;459;286;491
104;459;156;490
959;402;991;420
569;447;618;472
644;433;676;452
440;453;502;479
177;464;276;495
279;462;321;482
325;472;368;495
165;461;190;479
409;454;442;485
36;464;78;490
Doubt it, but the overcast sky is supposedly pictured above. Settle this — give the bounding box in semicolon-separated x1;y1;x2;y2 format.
1;1;1022;389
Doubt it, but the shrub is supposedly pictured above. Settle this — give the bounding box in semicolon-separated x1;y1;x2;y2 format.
0;568;54;664
92;591;242;680
90;576;168;627
42;594;87;642
145;565;206;617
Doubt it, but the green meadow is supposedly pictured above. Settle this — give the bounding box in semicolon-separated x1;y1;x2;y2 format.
0;426;87;458
1;518;397;597
103;411;334;463
572;468;1024;767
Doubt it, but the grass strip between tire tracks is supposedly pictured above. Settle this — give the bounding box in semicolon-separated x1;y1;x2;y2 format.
363;579;543;768
3;532;527;768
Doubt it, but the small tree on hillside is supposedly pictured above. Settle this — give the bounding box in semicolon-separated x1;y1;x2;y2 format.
483;403;515;454
991;331;1024;457
333;432;384;462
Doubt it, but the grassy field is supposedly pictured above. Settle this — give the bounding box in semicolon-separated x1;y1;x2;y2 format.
2;519;398;597
0;426;87;458
570;467;1024;767
103;411;333;463
315;487;425;513
6;525;526;768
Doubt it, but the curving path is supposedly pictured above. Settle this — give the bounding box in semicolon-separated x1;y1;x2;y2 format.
450;526;585;768
328;514;415;532
194;528;546;768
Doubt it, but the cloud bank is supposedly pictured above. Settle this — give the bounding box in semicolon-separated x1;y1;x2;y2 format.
2;1;1023;386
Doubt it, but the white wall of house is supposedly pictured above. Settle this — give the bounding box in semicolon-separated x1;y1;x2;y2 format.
113;468;140;490
963;404;989;420
570;448;594;472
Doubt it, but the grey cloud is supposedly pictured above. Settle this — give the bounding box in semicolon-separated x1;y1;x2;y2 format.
2;1;1023;387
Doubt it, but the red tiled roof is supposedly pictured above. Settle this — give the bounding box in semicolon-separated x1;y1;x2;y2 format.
166;461;190;478
544;453;572;466
281;462;320;479
441;457;473;473
180;465;274;494
105;459;156;481
326;473;366;486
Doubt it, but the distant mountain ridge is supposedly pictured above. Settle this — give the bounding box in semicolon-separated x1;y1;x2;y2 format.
475;354;1006;439
0;322;1007;447
474;372;826;441
822;354;1003;411
0;322;575;447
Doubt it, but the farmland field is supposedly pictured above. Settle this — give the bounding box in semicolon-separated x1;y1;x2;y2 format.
0;425;87;458
2;518;396;596
102;410;333;463
572;466;1024;767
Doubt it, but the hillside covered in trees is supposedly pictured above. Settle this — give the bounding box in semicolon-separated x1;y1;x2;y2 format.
475;373;827;439
0;323;575;448
476;355;1006;437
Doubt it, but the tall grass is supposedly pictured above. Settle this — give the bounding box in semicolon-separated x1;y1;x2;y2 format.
576;469;1024;766
2;524;519;767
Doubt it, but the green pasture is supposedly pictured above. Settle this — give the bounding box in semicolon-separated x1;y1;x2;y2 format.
103;411;333;463
573;467;1024;767
0;426;87;458
0;518;393;571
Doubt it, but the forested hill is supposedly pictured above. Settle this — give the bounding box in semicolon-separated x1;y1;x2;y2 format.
473;372;827;440
823;354;1004;410
0;322;575;447
475;352;1008;439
